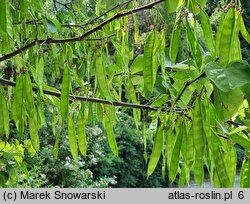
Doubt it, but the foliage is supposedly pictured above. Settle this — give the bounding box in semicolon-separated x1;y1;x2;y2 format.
0;0;250;188
15;111;116;188
91;113;169;188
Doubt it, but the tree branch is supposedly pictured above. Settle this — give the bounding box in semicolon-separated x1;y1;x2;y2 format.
54;0;71;10
0;40;37;62
0;0;164;62
174;72;206;105
0;77;186;113
84;0;134;27
0;34;115;62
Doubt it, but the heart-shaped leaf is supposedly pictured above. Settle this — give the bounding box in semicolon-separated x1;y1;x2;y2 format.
204;60;250;92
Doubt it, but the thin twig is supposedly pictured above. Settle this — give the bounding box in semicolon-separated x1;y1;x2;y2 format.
53;0;58;12
0;0;164;62
84;33;116;41
54;0;71;9
174;72;206;105
84;0;134;27
227;120;249;138
13;19;42;25
216;133;229;140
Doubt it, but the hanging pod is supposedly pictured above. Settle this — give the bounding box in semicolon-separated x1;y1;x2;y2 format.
192;99;205;158
215;12;225;56
95;49;112;100
103;105;118;156
0;86;9;138
186;20;203;68
60;65;70;123
239;14;250;45
230;10;242;61
169;9;182;64
199;8;215;57
147;124;164;177
211;130;231;187
218;7;235;66
143;29;160;93
169;121;184;182
68;116;78;161
240;157;250;188
78;103;87;157
11;75;25;139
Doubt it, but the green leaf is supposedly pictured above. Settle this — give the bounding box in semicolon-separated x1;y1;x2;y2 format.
72;4;85;18
68;116;78;161
143;29;160;93
7;165;18;185
241;84;250;104
186;21;203;68
200;8;215;56
204;60;250;92
0;171;8;187
60;65;70;122
169;11;182;64
24;139;36;157
130;55;143;74
151;94;168;107
226;61;250;88
165;0;182;13
147;125;164;177
214;87;244;121
46;18;61;33
227;133;250;151
196;0;207;7
78;103;87;156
